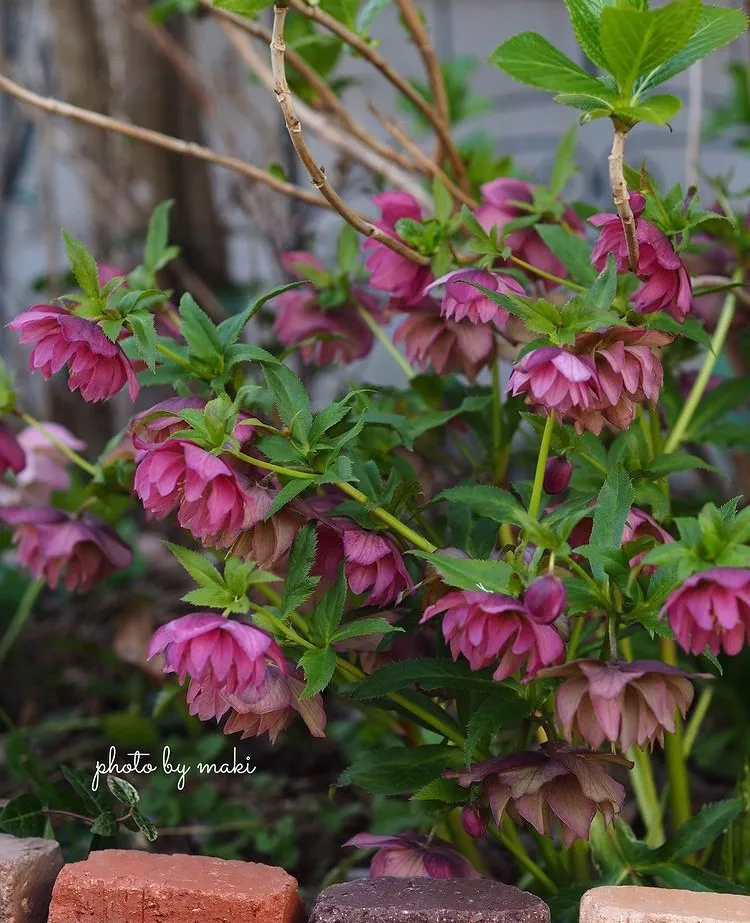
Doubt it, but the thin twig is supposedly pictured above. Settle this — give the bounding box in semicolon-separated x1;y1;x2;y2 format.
609;126;639;271
223;21;430;206
0;71;331;210
288;0;467;189
374;108;478;210
269;2;429;265
201;0;419;174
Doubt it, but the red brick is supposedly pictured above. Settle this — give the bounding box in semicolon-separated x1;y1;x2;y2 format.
48;850;302;923
580;885;750;923
0;833;64;923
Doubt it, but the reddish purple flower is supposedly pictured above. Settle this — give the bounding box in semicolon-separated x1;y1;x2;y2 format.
662;568;750;656
0;424;25;477
134;440;260;548
1;507;132;592
222;662;326;742
394;304;496;381
448;743;630;846
130;398;205;450
590;194;693;322
421;587;565;681
148;612;286;720
425;269;524;327
364;192;434;305
476;178;584;289
540;659;699;751
345;833;481;879
508;347;600;431
461;805;489;839
544;456;573;495
316;518;413;607
9;305;139;402
525;575;567;621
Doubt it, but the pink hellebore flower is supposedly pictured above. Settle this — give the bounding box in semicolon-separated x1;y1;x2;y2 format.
1;507;132;592
476;178;584;289
394;303;496;381
9;305;139;402
425;269;524;327
222;662;326;742
363;192;434;305
148;612;286;721
130;398;205;451
1;424;86;506
134;440;259;548
590;193;693;322
508;347;600;431
231;486;305;570
345;833;481;879
315;518;413;607
420;584;565;681
0;425;25;477
447;743;630;846
540;659;699;752
662;568;750;656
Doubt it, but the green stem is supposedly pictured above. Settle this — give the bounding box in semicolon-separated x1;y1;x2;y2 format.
683;687;714;759
445;808;489;876
570;840;589;882
660;638;692;832
355;303;415;380
664;273;742;454
0;578;45;665
628;745;666;847
156;341;195;372
509;255;585;293
566;616;586;662
336;481;437;553
491;362;507;483
19;413;98;477
528;412;555;520
234;450;317;481
495;820;558;893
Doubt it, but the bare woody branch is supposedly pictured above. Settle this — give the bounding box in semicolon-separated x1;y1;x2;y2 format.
287;0;468;192
200;0;419;174
221;21;432;206
609;127;640;272
0;71;333;210
270;1;430;266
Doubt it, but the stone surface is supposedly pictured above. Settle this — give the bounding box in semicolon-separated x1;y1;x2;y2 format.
48;849;302;923
580;885;750;923
0;833;65;923
310;878;550;923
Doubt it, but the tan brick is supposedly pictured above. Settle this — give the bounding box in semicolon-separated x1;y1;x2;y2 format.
48;849;302;923
0;833;64;923
580;885;750;923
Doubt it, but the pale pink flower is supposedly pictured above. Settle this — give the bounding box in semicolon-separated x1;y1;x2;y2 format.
222;662;326;742
662;568;750;656
130;398;205;450
148;612;286;721
345;833;481;879
1;424;86;505
9;305;139;402
315;518;413;607
421;587;565;681
541;659;700;751
508;347;600;431
425;269;524;327
0;507;132;592
448;743;629;846
364;192;434;305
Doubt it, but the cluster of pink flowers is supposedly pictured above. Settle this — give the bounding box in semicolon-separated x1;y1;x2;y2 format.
591;193;693;322
509;327;669;434
421;575;566;681
662;568;750;656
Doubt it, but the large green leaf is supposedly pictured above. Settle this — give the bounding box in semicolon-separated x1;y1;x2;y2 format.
658;799;744;861
536;225;597;283
652;862;750;894
639;5;748;93
0;794;45;837
353;658;508;700
600;0;702;95
564;0;611;70
490;33;617;99
339;745;459;795
212;0;274;16
411;550;514;594
614;93;682;126
586;464;633;579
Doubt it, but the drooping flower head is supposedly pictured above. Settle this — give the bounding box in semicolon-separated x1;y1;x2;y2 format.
0;424;25;477
0;423;85;506
448;743;630;846
345;833;482;879
130;398;206;451
134;440;260;548
476;178;584;289
394;301;496;381
540;659;701;751
425;269;524;327
222;662;326;742
148;613;286;721
662;568;750;656
421;584;565;681
364;192;434;305
9;305;139;402
1;507;132;592
508;347;601;431
315;518;413;607
230;486;305;571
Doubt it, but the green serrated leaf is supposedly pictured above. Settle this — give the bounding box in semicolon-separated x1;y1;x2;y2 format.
299;646;337;699
166;543;224;589
62;230;100;299
536;225;597;283
212;0;274;16
589;464;634;579
353;658;505;700
282;524;320;616
311;566;347;644
412;551;515;595
339;744;459;795
144;199;175;272
179;293;223;364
